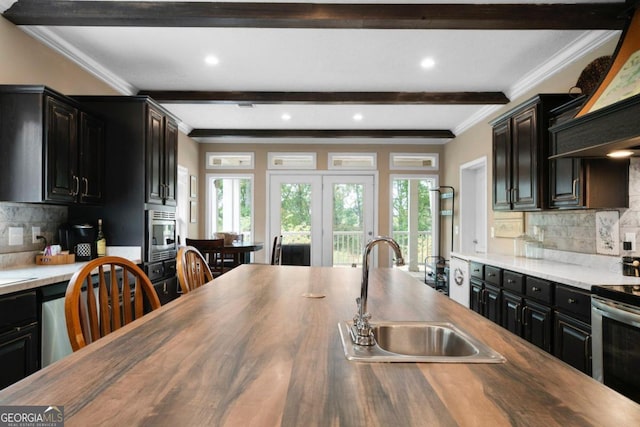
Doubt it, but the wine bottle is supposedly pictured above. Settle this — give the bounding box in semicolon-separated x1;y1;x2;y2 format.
96;218;106;257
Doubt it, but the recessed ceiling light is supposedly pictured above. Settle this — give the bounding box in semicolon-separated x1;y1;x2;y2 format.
353;113;363;121
607;150;634;158
204;55;219;66
281;113;291;121
420;57;436;69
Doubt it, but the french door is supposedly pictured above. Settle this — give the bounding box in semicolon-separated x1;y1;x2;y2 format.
268;172;375;266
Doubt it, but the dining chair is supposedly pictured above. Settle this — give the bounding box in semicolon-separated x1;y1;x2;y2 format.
185;238;229;277
177;245;213;293
271;235;283;265
64;256;161;351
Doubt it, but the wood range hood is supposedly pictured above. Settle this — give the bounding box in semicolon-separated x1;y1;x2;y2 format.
551;4;640;159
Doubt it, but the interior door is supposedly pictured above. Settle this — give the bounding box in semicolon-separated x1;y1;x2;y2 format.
269;173;375;266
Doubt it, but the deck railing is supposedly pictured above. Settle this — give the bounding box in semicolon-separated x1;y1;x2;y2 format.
281;230;432;268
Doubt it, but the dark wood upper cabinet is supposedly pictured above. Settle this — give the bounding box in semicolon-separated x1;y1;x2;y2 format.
548;97;629;209
74;96;179;210
78;112;105;204
0;85;104;205
45;97;78;203
491;94;573;211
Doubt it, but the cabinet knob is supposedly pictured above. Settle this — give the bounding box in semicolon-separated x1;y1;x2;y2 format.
507;279;515;284
532;286;540;292
568;298;577;304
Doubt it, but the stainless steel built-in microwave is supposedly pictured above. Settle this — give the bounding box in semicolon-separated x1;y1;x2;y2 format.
146;210;177;262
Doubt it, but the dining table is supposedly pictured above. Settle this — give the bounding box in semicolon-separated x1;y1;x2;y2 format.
224;241;264;266
0;264;639;426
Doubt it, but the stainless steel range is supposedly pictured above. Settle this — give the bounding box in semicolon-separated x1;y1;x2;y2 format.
591;284;640;404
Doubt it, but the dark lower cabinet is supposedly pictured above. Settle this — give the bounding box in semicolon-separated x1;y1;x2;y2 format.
470;264;590;375
502;291;522;336
0;323;39;390
470;279;501;325
0;290;39;390
554;311;592;375
470;279;483;315
523;299;553;353
153;276;179;306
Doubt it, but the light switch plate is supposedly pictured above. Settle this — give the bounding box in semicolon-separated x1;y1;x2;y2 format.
8;227;23;246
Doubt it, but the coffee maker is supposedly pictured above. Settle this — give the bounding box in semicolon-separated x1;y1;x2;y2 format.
58;222;96;261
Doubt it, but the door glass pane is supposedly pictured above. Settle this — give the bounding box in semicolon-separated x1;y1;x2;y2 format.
279;183;312;245
210;177;252;240
392;178;434;274
332;183;365;267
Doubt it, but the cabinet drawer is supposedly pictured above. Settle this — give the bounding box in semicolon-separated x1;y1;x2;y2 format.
470;262;484;279
0;291;37;332
146;261;165;282
484;266;502;286
555;284;590;323
503;270;524;294
526;276;554;304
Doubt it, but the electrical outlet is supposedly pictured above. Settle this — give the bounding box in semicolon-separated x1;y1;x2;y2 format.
625;232;636;251
8;227;23;246
490;227;495;238
32;226;41;243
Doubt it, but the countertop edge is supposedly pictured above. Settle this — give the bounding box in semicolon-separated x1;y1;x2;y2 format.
451;251;640;291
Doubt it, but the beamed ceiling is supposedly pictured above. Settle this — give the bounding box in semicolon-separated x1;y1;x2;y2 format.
1;1;632;142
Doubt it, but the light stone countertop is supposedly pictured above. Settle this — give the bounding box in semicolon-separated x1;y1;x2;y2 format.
451;250;640;291
0;247;141;296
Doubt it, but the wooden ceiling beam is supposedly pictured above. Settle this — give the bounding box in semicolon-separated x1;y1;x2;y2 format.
3;1;628;30
139;91;509;105
188;129;455;139
138;90;509;105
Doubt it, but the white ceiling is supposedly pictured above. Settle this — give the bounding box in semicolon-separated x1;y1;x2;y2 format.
3;0;621;144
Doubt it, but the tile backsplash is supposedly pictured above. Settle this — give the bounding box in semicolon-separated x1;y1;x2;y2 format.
0;202;67;268
526;157;640;257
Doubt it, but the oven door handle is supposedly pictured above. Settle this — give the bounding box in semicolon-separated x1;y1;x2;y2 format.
591;296;640;326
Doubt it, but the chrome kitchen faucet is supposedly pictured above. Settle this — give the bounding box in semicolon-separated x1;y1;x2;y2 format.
351;236;405;346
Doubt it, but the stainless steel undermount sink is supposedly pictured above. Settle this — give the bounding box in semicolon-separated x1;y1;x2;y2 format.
338;321;505;363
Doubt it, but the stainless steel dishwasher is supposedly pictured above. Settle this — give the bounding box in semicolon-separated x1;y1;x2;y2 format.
40;282;73;367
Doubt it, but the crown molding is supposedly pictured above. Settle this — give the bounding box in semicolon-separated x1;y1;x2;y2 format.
454;30;620;136
19;26;137;96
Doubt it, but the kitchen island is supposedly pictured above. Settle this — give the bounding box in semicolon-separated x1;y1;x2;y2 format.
0;264;638;426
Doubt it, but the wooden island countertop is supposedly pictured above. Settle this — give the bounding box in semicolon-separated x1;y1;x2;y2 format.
0;265;638;426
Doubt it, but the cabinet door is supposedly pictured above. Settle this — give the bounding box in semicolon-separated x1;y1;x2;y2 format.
78;112;104;204
502;291;522;336
151;276;179;308
0;322;39;389
484;284;501;325
511;106;539;210
146;107;165;204
554;311;591;375
163;120;178;206
549;157;581;208
470;281;483;315
523;300;553;353
45;96;78;203
492;120;511;210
